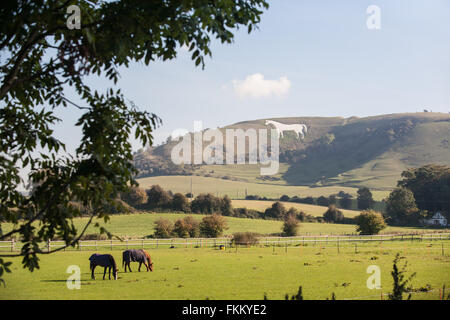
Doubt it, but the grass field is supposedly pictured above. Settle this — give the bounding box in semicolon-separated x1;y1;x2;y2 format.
137;175;390;201
1;240;449;300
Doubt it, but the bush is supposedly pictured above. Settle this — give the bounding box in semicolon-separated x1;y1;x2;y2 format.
232;232;259;246
357;187;375;210
121;187;148;207
233;208;263;219
264;202;286;219
153;218;174;238
339;193;353;209
172;193;189;212
146;185;173;209
282;215;300;236
317;196;330;207
199;214;228;238
173;216;200;238
280;195;290;202
355;210;387;235
323;205;344;223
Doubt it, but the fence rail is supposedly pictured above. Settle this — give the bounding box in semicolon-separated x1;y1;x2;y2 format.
1;232;449;252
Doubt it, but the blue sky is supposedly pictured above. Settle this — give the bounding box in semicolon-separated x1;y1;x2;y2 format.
54;0;450;150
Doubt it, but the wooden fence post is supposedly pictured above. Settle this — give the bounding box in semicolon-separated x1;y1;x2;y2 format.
47;239;51;253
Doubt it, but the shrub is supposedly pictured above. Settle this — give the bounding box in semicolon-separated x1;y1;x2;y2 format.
357;187;375;210
173;216;200;238
232;232;259;246
317;196;330;207
323;205;344;223
282;215;300;236
172;193;189;212
385;187;419;226
153;218;174;238
121;186;148;207
264;202;286;219
355;210;387;235
199;214;228;238
280;195;290;202
339;193;353;209
146;185;173;209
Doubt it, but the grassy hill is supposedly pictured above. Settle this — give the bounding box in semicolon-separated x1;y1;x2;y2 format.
134;112;450;190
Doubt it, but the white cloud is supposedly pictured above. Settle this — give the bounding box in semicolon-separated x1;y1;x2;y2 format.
232;73;291;99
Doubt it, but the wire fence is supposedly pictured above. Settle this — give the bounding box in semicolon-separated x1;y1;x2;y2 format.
1;232;449;253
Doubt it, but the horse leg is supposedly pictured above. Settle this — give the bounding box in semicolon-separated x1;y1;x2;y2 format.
103;267;107;280
127;262;132;272
91;265;96;280
138;262;142;272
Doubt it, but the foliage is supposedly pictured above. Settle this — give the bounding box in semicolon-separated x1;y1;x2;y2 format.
385;187;420;226
0;0;269;279
282;214;300;236
173;216;200;238
357;187;375;210
199;214;228;238
355;210;387;235
121;187;148;207
153;218;174;238
264;202;286;219
317;196;330;207
398;165;450;214
323;205;344;223
388;253;416;300
146;185;173;209
232;232;259;246
191;193;234;215
338;192;353;209
171;193;190;212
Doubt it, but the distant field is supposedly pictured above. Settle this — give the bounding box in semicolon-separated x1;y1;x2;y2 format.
232;199;361;218
137;175;390;201
1;242;449;300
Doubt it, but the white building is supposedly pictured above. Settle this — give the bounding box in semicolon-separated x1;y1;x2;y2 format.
424;212;448;227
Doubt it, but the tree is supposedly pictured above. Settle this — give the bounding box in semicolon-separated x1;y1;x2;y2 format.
355;210;387;235
385;187;419;226
171;193;189;212
323;205;344;223
317;196;330;207
397;165;450;214
357;187;375;210
153;218;174;238
264;202;286;219
173;216;200;238
121;187;148;207
146;185;173;209
339;193;353;209
282;215;300;236
199;214;228;238
0;0;269;278
388;254;416;300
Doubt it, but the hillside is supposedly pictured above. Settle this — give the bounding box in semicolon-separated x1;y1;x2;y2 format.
134;112;450;190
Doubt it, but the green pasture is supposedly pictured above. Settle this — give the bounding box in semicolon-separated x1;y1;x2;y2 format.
1;240;449;300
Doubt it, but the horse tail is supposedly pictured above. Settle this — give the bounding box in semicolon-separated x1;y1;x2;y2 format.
109;255;117;274
122;251;125;268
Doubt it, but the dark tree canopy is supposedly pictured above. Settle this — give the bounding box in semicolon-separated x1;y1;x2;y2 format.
357;187;375;210
397;165;450;214
0;0;269;279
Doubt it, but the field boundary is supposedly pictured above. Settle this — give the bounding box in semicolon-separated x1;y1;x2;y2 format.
1;232;449;252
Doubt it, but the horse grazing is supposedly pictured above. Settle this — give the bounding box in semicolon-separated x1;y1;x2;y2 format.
141;249;154;272
89;253;118;280
265;120;307;139
122;249;152;272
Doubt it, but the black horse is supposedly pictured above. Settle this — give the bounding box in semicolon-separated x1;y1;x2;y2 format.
89;253;118;280
122;249;150;272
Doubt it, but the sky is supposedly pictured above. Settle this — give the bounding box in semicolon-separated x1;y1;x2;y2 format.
54;0;450;151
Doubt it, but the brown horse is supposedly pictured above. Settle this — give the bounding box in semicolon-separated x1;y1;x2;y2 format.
141;249;154;272
122;249;153;272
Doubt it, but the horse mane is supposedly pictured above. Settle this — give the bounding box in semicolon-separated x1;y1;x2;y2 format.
142;250;152;263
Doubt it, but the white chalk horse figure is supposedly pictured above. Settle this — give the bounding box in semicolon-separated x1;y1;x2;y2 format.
265;120;307;139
